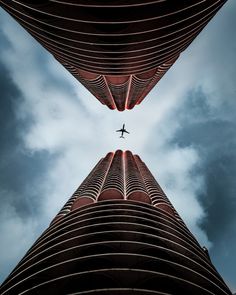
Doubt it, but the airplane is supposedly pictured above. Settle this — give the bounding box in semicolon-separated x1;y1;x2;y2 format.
116;124;130;138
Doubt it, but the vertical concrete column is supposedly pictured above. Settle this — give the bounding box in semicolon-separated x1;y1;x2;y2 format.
105;76;130;111
98;150;125;201
134;155;182;220
124;151;151;204
70;152;113;210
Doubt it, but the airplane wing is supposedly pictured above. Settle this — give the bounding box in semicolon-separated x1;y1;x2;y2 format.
124;130;130;134
116;129;122;132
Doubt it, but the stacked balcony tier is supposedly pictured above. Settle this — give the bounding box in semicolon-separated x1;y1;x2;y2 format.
0;200;232;295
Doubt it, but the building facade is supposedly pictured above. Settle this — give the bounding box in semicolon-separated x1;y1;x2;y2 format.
0;151;232;294
0;0;227;110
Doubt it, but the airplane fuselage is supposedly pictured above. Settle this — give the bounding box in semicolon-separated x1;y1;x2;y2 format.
116;124;129;139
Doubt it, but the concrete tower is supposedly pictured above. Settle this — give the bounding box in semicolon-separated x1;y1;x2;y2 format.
0;151;232;294
0;1;227;110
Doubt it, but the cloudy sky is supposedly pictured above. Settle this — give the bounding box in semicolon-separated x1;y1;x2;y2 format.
0;1;235;292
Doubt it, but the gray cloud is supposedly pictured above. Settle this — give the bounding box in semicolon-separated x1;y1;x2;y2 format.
0;59;44;281
0;29;58;281
169;87;236;290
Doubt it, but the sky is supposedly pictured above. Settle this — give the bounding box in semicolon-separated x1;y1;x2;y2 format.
0;1;235;292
